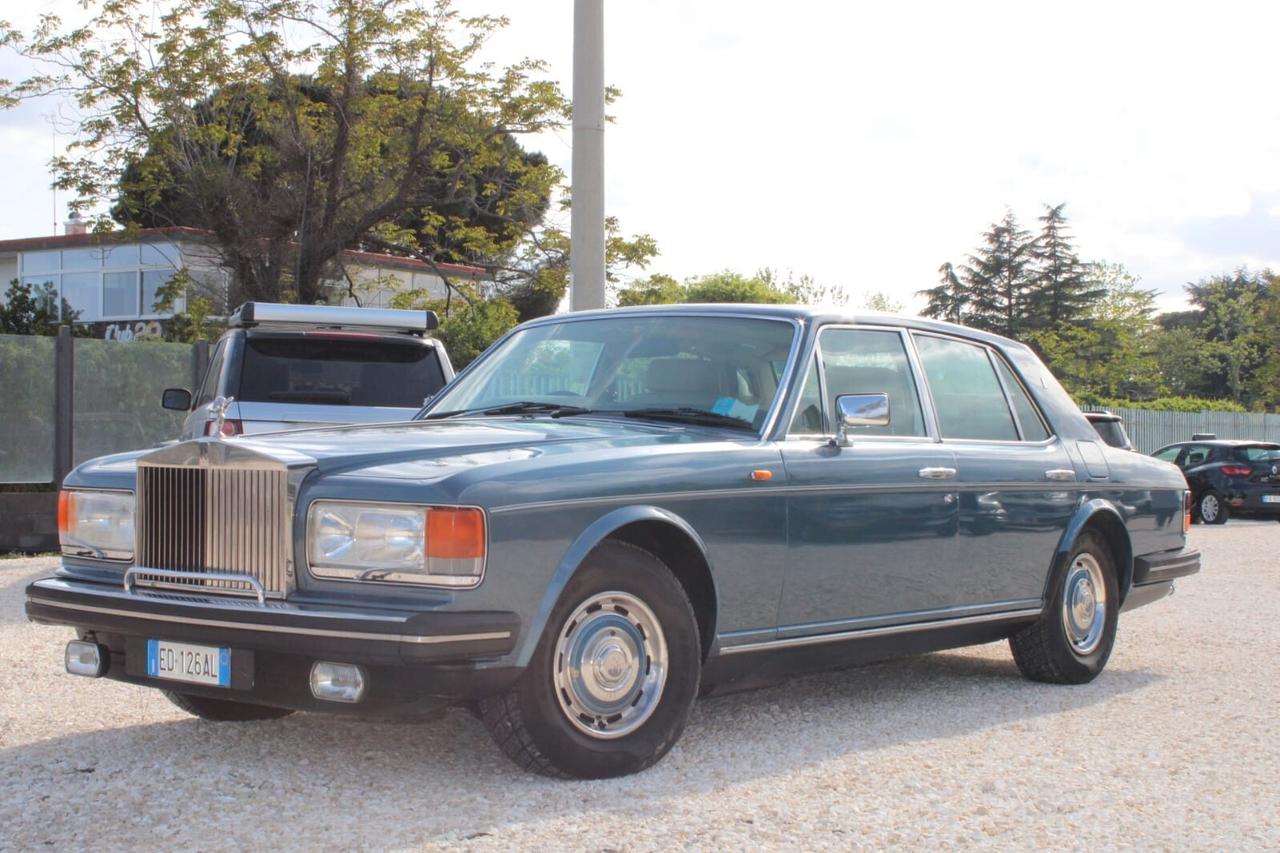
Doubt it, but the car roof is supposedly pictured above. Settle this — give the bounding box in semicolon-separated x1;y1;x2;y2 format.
521;303;1033;352
1158;440;1280;449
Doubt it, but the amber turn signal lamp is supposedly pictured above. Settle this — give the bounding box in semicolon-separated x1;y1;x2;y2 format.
57;490;75;539
426;507;486;559
750;469;773;481
1183;491;1192;534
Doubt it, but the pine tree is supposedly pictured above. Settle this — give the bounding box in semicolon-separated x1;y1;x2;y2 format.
1027;203;1101;329
958;211;1035;337
919;262;968;323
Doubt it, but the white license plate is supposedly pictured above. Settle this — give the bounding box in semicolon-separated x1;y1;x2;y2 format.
146;639;230;687
1263;495;1280;504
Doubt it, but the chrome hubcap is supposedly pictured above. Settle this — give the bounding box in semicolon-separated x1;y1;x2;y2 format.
1201;495;1219;521
1061;553;1107;655
554;591;668;739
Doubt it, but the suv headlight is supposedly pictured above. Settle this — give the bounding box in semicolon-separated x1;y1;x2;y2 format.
306;501;486;588
59;490;135;560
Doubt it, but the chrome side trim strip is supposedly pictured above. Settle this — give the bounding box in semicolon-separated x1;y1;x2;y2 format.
717;607;1042;655
26;598;511;646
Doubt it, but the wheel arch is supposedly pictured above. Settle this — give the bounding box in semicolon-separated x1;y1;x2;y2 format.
1052;499;1134;603
517;505;719;667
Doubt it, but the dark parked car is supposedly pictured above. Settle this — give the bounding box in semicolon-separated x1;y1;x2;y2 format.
162;302;454;439
1085;411;1135;451
30;305;1199;779
1151;439;1280;524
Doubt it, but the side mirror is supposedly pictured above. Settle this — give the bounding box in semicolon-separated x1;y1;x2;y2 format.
162;388;193;411
833;393;890;447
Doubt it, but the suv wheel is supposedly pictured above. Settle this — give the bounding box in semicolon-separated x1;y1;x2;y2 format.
479;541;701;779
1198;490;1228;525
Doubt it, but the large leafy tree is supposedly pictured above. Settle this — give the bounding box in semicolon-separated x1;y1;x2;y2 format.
1183;269;1271;405
2;0;570;305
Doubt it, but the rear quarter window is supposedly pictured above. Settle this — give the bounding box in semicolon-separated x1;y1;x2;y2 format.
238;337;446;407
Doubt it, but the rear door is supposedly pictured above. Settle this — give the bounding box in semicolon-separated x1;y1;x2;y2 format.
232;334;448;433
912;333;1079;609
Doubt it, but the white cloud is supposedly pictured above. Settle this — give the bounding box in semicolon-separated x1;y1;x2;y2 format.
2;0;1278;312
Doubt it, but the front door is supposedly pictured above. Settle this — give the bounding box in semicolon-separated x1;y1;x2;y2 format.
778;327;960;635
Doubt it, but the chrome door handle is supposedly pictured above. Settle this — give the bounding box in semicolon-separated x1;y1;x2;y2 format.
1045;469;1076;482
918;467;957;480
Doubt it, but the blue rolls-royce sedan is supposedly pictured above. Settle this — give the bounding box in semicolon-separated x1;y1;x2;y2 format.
29;305;1200;778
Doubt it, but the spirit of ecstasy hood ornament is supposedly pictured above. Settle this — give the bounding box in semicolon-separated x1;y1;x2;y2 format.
208;396;235;439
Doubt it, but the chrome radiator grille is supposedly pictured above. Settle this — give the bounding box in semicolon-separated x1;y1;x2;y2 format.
136;465;289;598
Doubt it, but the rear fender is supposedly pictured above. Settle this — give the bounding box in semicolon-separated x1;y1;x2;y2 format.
1048;499;1134;603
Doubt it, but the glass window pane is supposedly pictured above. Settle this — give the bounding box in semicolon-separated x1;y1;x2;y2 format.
61;247;103;270
239;337;447;407
195;340;227;408
818;328;925;437
73;338;192;465
22;276;59;316
22;251;60;274
142;269;177;315
788;354;826;435
993;356;1050;440
0;334;56;483
915;335;1018;441
60;272;101;322
1152;446;1181;463
103;243;140;267
140;242;179;267
103;271;139;317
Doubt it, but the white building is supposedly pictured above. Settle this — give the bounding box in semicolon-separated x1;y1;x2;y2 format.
0;224;488;339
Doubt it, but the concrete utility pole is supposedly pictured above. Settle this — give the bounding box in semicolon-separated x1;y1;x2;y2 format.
570;0;606;311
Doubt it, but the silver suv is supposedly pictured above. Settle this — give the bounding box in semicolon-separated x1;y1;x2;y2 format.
162;302;453;439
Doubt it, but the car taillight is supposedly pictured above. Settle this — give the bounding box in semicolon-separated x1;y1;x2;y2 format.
204;418;244;437
1183;490;1192;534
1221;465;1251;477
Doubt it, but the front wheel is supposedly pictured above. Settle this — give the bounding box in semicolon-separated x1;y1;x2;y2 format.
1010;531;1119;684
479;542;701;779
1197;490;1228;525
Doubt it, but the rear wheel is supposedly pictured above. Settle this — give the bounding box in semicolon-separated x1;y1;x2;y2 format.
164;690;295;721
1010;531;1119;684
479;541;701;779
1198;490;1228;525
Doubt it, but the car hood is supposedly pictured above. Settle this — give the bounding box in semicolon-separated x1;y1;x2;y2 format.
67;416;722;488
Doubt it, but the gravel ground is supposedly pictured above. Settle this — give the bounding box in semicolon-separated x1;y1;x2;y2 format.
2;522;1277;851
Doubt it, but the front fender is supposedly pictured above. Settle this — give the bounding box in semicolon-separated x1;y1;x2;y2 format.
1051;498;1135;601
512;505;716;667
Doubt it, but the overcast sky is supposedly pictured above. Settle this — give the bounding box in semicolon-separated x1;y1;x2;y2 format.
3;0;1278;312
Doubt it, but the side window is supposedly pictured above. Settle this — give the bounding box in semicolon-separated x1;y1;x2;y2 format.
788;354;825;435
1182;445;1210;468
1152;446;1182;464
992;356;1051;441
818;329;926;437
914;335;1018;441
194;340;227;408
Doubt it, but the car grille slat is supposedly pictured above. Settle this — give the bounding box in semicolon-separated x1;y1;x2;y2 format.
136;464;288;599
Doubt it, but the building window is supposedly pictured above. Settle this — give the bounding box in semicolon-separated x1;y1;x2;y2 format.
103;271;140;317
17;243;186;322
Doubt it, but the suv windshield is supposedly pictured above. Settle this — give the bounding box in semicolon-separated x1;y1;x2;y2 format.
422;315;797;432
239;336;446;407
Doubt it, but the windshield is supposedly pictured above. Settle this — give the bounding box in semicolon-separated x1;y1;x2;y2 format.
421;314;798;432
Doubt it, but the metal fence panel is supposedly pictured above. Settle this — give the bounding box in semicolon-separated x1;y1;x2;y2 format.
1108;407;1280;454
73;338;192;466
0;334;56;483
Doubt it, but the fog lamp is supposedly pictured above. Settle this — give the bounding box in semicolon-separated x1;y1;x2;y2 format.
310;661;367;703
65;640;107;678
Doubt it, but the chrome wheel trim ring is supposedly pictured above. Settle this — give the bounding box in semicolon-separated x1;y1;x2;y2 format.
553;590;668;740
1061;553;1107;655
1200;494;1219;522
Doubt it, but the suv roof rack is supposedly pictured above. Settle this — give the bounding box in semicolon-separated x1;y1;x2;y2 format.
229;302;439;335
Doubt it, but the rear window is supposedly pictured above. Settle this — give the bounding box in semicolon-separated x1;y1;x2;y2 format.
238;337;446;407
1090;419;1130;449
1236;446;1280;462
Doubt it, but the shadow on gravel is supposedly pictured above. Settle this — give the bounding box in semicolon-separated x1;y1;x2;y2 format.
0;559;57;627
0;648;1163;847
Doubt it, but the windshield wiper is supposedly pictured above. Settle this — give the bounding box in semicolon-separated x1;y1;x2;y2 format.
425;401;594;420
621;407;755;431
